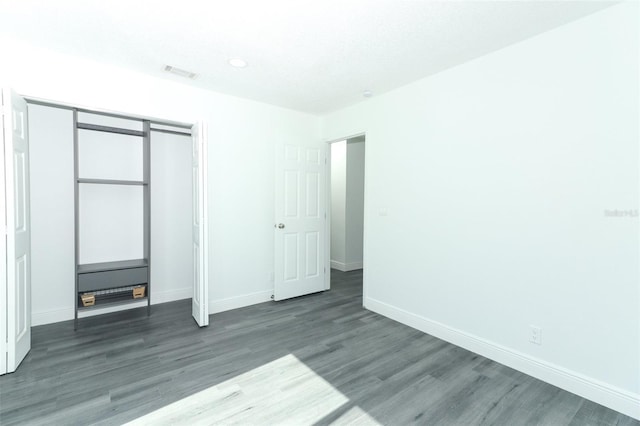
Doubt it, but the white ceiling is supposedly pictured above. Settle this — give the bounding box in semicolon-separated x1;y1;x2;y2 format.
0;0;615;114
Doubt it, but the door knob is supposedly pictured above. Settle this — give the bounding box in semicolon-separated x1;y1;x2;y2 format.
277;223;285;229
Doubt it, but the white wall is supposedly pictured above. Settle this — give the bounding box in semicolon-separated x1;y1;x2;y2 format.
330;141;346;266
345;139;365;268
28;105;74;325
3;39;322;323
150;131;193;304
322;2;639;419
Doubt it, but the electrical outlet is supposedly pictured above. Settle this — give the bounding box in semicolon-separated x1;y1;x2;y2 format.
530;325;542;345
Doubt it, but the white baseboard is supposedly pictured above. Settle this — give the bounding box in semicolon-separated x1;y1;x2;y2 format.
209;290;272;314
31;287;193;326
151;287;191;304
33;288;273;326
365;297;640;420
330;260;363;272
32;307;73;326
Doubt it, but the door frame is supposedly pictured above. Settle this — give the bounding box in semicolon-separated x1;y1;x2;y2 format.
12;94;210;326
324;132;367;304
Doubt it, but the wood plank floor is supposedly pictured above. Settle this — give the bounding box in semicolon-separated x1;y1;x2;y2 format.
1;270;637;425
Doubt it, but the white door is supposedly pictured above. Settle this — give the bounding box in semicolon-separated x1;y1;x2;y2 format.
191;121;209;327
1;88;31;373
274;144;326;300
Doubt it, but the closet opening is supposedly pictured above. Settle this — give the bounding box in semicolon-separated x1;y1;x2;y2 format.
27;100;208;330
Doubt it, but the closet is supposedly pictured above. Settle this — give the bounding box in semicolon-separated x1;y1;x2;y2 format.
25;102;204;329
1;94;209;374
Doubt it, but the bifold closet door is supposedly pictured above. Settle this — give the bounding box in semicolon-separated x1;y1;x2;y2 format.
191;122;209;327
1;88;32;374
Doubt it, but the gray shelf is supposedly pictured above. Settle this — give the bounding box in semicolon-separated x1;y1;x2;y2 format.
78;294;148;311
74;111;151;329
77;259;148;274
77;178;148;186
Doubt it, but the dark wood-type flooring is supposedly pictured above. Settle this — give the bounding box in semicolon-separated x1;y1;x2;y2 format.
1;270;637;425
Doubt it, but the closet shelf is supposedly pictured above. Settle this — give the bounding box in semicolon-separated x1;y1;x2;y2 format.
77;178;148;186
77;294;148;311
78;259;149;274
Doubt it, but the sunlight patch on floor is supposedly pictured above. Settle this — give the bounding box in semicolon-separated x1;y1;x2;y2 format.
125;354;377;425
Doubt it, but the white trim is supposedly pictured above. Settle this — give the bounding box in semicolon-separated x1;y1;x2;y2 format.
150;287;191;305
324;143;331;291
33;288;273;326
330;260;363;272
365;297;640;420
32;308;70;326
209;290;272;314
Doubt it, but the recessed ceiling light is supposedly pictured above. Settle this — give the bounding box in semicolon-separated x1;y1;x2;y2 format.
164;65;197;79
228;58;248;68
363;90;373;98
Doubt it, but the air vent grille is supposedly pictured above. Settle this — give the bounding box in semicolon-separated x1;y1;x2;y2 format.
164;65;197;79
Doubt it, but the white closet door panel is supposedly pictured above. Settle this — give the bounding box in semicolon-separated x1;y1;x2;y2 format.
77;112;143;131
77;130;143;181
2;88;32;373
78;185;144;264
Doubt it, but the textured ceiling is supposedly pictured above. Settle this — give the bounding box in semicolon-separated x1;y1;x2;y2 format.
0;0;615;114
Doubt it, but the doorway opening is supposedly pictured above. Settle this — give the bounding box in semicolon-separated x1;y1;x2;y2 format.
327;135;365;303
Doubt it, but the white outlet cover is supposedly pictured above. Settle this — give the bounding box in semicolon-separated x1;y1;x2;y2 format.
530;325;542;345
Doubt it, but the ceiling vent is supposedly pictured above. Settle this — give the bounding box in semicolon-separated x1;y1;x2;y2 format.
164;65;197;79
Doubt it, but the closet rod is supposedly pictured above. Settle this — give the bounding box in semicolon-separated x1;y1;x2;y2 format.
77;122;145;137
77;178;148;186
150;127;192;137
